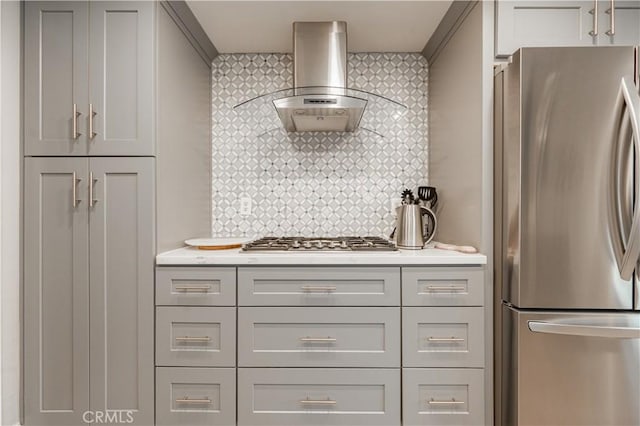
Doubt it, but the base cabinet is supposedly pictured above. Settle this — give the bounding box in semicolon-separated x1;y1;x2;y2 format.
402;368;484;426
237;368;401;426
156;367;236;426
154;265;486;426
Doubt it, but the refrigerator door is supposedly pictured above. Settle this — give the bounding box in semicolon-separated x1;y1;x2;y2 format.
502;305;640;426
503;47;637;309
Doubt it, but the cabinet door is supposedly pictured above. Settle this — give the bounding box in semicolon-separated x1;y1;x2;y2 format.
600;0;640;45
24;158;89;425
88;2;154;155
24;2;89;155
496;1;596;57
88;157;155;425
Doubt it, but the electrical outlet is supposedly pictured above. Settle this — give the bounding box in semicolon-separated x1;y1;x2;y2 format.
390;197;402;213
240;197;252;216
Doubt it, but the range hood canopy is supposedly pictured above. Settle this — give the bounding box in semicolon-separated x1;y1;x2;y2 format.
273;21;366;132
233;21;407;136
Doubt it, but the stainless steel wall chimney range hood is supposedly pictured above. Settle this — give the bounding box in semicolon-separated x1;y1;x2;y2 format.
273;21;367;132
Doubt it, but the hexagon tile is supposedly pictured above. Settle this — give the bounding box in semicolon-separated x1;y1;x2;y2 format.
211;52;429;237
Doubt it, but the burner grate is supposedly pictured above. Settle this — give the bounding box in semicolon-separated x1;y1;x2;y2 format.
242;236;397;252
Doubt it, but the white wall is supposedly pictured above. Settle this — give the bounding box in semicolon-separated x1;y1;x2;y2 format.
0;1;22;425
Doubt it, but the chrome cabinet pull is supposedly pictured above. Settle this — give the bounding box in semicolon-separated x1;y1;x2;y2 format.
89;103;97;139
299;397;337;405
72;103;82;139
175;336;211;342
300;336;337;343
425;285;466;292
301;285;337;292
89;172;97;207
174;285;211;292
605;0;615;36
175;397;211;404
427;398;465;405
589;1;598;36
72;172;82;207
427;336;465;342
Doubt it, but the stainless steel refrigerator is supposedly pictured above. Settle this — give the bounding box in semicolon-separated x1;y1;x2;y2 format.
494;47;640;426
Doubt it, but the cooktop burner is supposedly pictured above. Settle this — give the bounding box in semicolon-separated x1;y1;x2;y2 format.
242;236;398;252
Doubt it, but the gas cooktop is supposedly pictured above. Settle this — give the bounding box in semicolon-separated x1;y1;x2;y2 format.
242;236;398;252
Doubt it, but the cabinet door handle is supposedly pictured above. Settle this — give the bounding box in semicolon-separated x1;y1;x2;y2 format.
72;172;82;207
72;103;82;139
175;397;211;404
299;397;337;405
426;336;465;342
301;285;337;292
299;336;337;343
89;103;97;139
605;0;615;35
424;285;466;292
175;336;211;342
427;398;465;405
174;285;211;292
89;172;98;207
589;1;598;36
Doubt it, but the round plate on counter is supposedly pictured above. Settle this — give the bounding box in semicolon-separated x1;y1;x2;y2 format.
184;237;253;250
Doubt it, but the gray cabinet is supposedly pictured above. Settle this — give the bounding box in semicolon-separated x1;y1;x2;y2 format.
238;267;400;306
402;368;484;426
600;1;640;45
156;367;236;426
24;2;89;156
496;0;640;57
24;158;90;425
156;307;237;367
24;157;155;425
88;2;154;155
237;368;401;426
238;307;400;367
24;1;154;156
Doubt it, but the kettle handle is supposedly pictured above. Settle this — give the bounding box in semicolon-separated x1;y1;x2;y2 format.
420;207;437;244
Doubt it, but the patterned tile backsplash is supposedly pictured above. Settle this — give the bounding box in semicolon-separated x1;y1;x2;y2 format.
211;52;429;237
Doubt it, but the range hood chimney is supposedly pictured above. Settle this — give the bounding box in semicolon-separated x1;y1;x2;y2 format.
273;21;366;132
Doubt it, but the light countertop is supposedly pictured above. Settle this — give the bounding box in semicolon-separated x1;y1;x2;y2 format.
156;246;487;266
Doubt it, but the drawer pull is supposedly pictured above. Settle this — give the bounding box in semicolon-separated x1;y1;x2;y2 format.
175;336;211;342
175;397;212;404
174;285;211;292
428;398;465;405
425;285;466;292
299;336;337;343
301;285;337;292
427;336;465;342
299;397;337;405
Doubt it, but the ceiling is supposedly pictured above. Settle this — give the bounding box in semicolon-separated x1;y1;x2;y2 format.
186;1;452;53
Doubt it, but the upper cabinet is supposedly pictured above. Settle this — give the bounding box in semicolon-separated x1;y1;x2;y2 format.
496;1;640;57
24;1;154;156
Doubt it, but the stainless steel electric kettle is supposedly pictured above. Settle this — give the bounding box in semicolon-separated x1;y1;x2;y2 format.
393;204;437;249
390;187;438;249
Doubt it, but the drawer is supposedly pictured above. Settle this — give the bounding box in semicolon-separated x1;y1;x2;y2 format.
402;267;484;306
402;368;484;426
237;368;400;426
402;307;484;367
156;307;236;367
238;307;400;367
238;267;400;306
156;367;235;426
156;267;235;306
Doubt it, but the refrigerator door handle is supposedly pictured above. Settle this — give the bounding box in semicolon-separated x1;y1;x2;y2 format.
613;77;640;281
528;321;640;339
